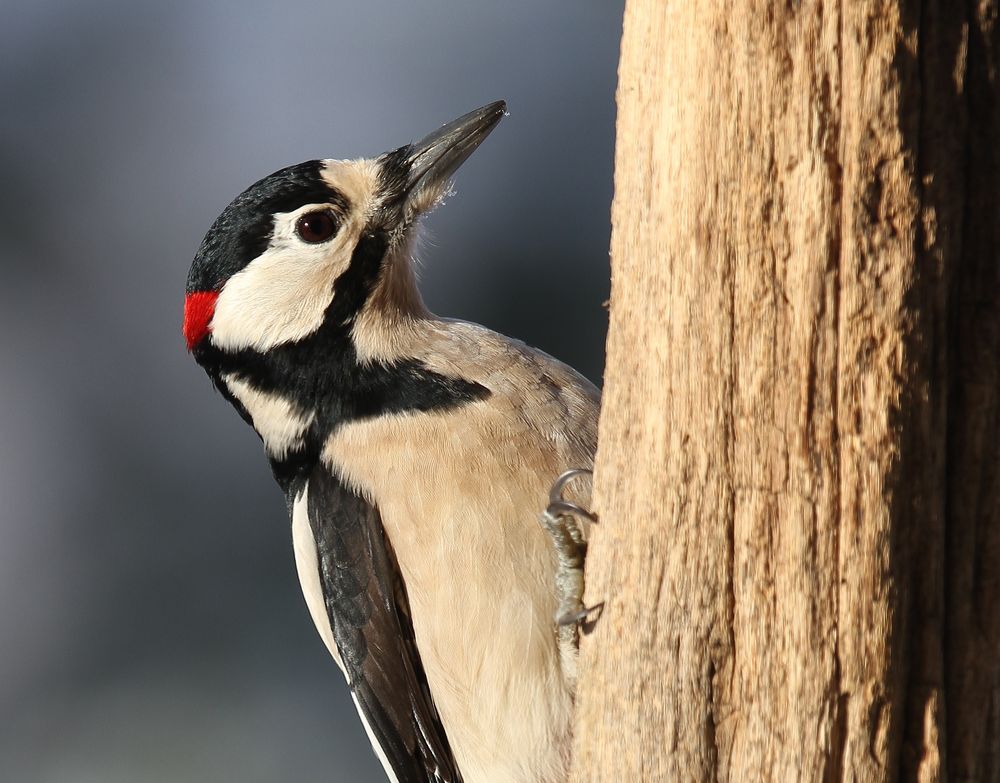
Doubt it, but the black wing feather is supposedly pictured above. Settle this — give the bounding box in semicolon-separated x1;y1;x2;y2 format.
305;465;462;783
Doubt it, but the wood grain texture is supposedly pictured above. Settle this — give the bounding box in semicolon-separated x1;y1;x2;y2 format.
569;1;1000;780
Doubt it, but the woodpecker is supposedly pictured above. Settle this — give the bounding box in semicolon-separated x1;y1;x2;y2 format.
184;101;599;783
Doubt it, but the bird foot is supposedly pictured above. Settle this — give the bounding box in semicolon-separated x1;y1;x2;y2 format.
541;469;601;646
556;602;604;636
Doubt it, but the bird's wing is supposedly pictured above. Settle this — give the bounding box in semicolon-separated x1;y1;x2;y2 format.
304;464;462;783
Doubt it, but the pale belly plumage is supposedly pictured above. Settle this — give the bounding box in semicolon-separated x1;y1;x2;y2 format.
289;400;591;782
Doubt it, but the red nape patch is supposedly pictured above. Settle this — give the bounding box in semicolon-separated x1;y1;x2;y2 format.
183;291;219;350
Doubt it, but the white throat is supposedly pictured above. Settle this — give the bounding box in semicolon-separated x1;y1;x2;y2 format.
223;375;314;459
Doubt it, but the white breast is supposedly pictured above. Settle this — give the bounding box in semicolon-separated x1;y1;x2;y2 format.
282;317;597;783
322;406;580;783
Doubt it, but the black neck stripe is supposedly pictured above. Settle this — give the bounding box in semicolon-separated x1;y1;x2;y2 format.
196;233;490;493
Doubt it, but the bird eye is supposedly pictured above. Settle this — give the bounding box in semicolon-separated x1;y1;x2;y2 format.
295;210;338;243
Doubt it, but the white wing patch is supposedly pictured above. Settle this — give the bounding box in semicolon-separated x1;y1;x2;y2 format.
223;375;314;460
290;484;345;673
352;693;402;783
293;484;406;783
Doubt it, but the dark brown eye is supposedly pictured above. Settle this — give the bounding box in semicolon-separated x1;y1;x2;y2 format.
295;210;338;243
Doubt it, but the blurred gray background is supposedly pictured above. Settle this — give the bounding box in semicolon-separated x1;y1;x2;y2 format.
0;2;619;780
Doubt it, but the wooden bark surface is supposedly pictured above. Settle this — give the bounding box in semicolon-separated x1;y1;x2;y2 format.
569;1;1000;781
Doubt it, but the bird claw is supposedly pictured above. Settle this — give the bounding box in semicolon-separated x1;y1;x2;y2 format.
547;469;597;523
556;602;604;636
541;469;601;646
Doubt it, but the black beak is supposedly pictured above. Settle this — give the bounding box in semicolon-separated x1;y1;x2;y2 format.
402;101;506;203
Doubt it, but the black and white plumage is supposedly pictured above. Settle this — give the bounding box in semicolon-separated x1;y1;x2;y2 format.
184;102;599;783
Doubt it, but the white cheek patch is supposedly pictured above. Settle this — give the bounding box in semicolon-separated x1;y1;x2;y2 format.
210;159;384;353
223;374;314;459
211;226;355;352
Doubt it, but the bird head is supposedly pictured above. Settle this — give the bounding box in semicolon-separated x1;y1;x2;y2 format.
183;101;506;359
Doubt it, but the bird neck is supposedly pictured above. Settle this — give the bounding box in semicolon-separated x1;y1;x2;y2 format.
350;239;432;363
205;248;488;495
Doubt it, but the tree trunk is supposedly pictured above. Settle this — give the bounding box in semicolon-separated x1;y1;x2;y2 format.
570;1;1000;781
